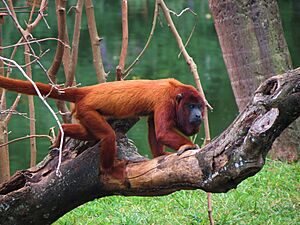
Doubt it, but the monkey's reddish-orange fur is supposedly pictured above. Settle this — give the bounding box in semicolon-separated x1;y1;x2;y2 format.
0;76;204;172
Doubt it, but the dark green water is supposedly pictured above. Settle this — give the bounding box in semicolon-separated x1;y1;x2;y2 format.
1;0;299;174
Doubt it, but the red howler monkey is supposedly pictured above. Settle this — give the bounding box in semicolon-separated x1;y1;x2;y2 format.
0;76;205;173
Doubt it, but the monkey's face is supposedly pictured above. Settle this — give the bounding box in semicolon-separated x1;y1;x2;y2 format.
187;103;203;126
176;93;204;136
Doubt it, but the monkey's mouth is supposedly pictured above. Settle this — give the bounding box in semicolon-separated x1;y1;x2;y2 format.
189;118;202;126
183;123;201;136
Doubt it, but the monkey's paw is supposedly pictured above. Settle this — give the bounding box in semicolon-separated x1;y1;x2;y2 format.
177;144;199;156
100;160;127;184
48;139;60;150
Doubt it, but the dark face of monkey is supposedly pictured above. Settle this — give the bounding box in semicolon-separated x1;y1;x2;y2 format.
176;93;204;136
187;103;202;126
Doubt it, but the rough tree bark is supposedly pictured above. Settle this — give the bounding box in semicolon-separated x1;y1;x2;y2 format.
209;0;300;162
0;69;300;225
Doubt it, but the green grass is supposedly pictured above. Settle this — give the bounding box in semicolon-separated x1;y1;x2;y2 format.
54;159;299;225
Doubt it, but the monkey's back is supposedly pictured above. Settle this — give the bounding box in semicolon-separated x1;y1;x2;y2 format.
76;78;187;118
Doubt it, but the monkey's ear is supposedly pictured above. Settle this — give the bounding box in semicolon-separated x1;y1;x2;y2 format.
176;93;184;103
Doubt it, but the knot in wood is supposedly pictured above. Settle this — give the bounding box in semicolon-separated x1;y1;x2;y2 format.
250;108;279;135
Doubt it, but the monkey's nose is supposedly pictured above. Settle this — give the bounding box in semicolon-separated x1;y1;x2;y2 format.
190;114;202;125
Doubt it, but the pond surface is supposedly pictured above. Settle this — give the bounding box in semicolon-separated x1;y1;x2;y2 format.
2;0;299;174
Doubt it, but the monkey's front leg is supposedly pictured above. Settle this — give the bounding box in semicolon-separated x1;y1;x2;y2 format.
147;116;168;157
154;111;198;154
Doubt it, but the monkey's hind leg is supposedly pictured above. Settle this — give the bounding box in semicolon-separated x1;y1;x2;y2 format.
77;109;126;181
49;123;94;149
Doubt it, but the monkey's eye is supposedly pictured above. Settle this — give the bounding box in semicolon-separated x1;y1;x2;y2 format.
188;104;195;109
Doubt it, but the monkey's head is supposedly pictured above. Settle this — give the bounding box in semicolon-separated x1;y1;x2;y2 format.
175;90;205;136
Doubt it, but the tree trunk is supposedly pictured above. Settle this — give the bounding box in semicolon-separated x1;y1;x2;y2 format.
209;0;300;162
0;69;300;225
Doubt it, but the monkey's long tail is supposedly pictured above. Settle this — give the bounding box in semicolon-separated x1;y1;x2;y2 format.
0;76;80;102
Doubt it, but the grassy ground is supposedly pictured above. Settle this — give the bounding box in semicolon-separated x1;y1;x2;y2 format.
55;159;299;225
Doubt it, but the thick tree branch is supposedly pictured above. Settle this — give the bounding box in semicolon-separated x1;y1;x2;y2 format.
116;0;128;81
48;0;66;82
123;0;158;79
84;0;107;83
55;0;83;124
0;69;300;224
